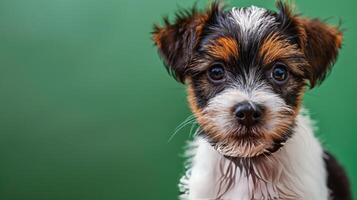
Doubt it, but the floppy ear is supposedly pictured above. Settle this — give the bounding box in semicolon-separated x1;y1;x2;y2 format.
152;3;221;83
297;17;343;87
276;1;343;88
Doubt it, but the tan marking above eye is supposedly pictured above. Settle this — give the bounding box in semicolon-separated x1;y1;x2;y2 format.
259;33;307;76
206;36;239;61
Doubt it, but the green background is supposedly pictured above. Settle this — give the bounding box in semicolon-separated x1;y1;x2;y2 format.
0;0;355;199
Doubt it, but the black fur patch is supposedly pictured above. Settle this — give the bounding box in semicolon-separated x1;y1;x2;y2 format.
324;151;352;200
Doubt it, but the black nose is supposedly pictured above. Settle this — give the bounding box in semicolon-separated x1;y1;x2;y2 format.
234;102;263;127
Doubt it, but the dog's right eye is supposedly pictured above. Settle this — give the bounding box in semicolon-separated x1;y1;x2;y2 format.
207;63;226;83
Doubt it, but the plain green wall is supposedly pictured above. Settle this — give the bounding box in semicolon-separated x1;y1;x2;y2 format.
0;0;355;199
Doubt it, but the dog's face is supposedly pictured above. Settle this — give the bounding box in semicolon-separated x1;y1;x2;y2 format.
153;2;342;158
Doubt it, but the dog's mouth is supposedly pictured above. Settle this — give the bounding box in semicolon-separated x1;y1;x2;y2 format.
202;125;292;158
210;135;271;158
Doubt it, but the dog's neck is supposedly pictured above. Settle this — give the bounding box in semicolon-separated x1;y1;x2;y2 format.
179;113;329;200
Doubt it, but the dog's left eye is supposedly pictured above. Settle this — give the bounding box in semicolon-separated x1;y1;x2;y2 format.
271;63;289;84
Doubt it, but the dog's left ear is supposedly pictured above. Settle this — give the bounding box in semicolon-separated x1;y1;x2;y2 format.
298;18;343;88
277;1;343;88
152;3;222;83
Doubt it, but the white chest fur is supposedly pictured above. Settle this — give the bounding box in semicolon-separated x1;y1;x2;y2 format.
179;114;329;200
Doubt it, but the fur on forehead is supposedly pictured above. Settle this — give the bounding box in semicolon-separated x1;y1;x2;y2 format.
152;0;343;88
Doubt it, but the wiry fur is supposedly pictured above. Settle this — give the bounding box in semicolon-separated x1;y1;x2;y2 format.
230;6;277;46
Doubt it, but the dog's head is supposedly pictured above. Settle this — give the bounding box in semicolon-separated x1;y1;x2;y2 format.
152;1;342;158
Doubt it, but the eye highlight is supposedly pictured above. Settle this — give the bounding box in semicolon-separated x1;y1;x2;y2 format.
271;63;289;84
207;63;226;83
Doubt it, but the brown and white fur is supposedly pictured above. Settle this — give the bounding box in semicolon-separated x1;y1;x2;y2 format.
152;1;351;199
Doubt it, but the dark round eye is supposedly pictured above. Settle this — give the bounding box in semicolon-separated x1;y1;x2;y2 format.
272;63;288;83
208;63;226;82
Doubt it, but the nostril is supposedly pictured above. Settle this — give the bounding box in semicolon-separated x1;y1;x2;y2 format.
253;110;262;120
234;102;252;120
236;111;245;119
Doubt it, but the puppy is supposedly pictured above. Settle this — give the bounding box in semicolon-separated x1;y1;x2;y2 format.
152;1;351;199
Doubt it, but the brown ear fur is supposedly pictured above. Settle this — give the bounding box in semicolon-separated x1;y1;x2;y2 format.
276;1;343;88
152;2;222;83
297;17;343;87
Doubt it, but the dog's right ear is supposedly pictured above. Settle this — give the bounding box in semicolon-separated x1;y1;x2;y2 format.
276;1;343;88
152;3;222;83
